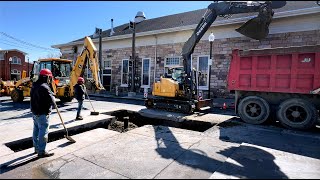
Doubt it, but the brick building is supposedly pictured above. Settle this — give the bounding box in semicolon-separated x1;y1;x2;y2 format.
52;1;320;97
0;49;33;81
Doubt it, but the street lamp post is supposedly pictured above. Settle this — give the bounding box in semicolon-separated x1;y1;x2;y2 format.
9;57;12;80
208;32;215;99
28;57;30;77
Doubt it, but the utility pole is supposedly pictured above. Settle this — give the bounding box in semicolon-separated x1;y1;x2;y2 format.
98;28;103;84
131;21;136;93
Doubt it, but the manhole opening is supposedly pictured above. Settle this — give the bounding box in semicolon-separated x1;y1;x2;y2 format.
111;110;215;133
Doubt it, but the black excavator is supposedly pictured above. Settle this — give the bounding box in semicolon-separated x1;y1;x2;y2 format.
145;1;287;114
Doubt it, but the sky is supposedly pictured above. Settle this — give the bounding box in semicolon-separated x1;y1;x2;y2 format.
0;1;211;63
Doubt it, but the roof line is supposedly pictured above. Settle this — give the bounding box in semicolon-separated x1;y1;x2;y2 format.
0;49;28;55
52;6;320;48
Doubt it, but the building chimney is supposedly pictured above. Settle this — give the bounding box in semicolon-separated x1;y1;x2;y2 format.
110;19;115;36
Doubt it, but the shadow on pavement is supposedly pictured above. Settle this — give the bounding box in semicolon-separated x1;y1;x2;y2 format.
217;119;320;160
152;125;288;179
0;153;39;174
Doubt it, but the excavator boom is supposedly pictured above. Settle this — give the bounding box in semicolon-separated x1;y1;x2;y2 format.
182;1;286;99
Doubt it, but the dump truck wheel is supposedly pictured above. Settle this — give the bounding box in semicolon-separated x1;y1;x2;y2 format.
238;96;270;125
11;89;24;102
277;98;318;130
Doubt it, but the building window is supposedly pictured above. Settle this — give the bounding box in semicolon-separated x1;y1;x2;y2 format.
11;56;21;64
103;59;112;69
11;69;21;80
11;69;21;74
121;59;129;87
197;55;209;90
0;53;4;60
164;56;180;76
141;58;150;87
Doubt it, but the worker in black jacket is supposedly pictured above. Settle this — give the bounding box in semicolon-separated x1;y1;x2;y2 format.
74;77;86;120
30;69;55;158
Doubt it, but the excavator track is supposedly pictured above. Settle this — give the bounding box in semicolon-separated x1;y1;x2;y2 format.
145;97;196;114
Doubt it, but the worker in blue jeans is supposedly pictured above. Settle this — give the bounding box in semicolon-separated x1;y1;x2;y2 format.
30;69;55;158
74;77;86;120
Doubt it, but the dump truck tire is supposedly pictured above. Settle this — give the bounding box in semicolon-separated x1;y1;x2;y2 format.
238;96;270;125
277;98;318;130
11;89;24;102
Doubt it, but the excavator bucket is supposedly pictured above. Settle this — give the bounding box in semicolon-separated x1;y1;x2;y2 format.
235;16;271;40
235;1;286;40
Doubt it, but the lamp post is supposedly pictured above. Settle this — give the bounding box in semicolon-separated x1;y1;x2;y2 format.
93;28;103;85
27;57;30;77
9;57;12;80
208;32;215;99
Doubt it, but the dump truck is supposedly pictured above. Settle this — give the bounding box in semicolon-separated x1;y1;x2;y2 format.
228;45;320;130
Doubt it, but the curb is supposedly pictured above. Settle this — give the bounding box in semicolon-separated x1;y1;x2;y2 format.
88;94;146;101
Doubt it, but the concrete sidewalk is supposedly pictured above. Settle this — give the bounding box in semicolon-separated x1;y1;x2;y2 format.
1;124;320;179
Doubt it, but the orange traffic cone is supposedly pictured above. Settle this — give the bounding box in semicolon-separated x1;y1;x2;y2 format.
222;102;227;110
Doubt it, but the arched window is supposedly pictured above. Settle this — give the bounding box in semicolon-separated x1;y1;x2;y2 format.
11;56;21;64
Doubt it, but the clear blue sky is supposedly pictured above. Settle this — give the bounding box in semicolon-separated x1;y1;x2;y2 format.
0;1;211;63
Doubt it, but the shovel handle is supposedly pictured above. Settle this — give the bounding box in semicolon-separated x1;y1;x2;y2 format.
53;101;68;134
84;89;96;112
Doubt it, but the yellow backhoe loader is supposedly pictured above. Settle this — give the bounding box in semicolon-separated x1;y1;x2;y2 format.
11;36;104;102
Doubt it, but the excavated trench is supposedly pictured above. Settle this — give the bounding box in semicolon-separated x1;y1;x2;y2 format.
5;110;235;152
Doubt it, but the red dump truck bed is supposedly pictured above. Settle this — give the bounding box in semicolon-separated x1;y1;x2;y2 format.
228;45;320;94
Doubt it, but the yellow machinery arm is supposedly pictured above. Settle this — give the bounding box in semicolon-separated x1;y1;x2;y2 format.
69;36;105;95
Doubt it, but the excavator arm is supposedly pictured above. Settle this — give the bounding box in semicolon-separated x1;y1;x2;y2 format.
69;36;104;96
181;1;286;99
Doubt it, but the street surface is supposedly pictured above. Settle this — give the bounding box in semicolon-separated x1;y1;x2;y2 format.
0;96;320;179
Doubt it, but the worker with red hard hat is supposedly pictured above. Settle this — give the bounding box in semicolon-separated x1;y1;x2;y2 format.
74;77;86;120
30;68;55;158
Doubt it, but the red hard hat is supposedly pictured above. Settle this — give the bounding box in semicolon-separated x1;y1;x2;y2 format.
78;77;84;83
39;69;53;77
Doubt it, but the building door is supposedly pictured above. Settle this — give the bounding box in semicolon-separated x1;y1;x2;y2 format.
102;59;112;91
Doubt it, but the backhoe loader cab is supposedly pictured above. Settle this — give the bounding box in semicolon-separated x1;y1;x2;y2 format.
11;58;74;103
31;58;72;85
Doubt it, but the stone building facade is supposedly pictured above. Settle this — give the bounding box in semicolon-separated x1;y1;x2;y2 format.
52;1;320;98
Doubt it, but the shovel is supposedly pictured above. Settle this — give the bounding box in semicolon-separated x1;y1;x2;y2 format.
53;101;76;143
84;89;100;115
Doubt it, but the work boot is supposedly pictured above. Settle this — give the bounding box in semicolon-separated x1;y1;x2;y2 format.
38;152;54;158
76;116;83;120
